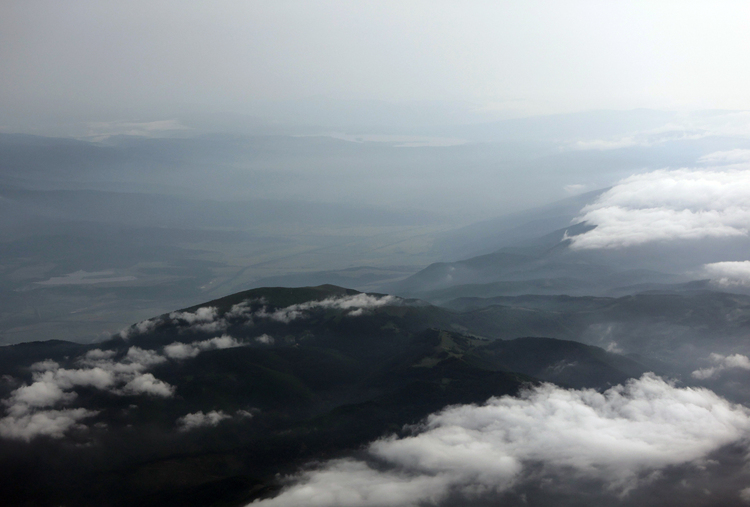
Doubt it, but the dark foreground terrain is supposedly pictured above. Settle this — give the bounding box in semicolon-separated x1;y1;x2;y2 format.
0;284;674;506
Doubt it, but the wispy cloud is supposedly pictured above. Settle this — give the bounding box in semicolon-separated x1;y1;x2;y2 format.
83;119;191;141
252;294;398;323
177;408;254;432
571;112;750;152
1;329;258;441
163;335;244;359
0;408;99;442
698;149;750;166
563;183;588;194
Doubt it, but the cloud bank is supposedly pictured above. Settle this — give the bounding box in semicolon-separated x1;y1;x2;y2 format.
0;407;99;441
1;332;252;441
703;261;750;288
568;168;750;249
254;374;750;506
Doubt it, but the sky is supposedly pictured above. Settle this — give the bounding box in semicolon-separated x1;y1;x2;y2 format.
2;0;750;127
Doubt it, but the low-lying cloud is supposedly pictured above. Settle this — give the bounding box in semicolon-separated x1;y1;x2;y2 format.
0;346;175;441
176;408;254;432
703;261;750;287
692;353;750;380
123;294;399;341
177;410;231;431
119;318;159;339
253;374;750;506
164;335;244;359
0;408;99;441
568;168;750;249
253;294;398;323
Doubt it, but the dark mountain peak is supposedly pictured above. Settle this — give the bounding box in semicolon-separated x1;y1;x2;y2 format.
183;284;362;313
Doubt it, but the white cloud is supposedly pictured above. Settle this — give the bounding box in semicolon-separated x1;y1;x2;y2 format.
39;367;115;391
163;335;244;360
163;342;199;360
119;318;158;339
572;113;750;152
166;306;233;334
176;294;397;333
258;294;398;324
226;299;265;320
0;408;99;442
698;149;750;165
0;346;174;440
254;374;750;507
5;378;76;414
255;334;274;345
703;261;750;287
170;307;219;325
204;335;240;350
31;359;61;371
692;353;750;380
3;361;116;418
253;460;446;507
190;320;229;334
121;373;174;397
85;347;167;375
568;168;750;249
177;410;231;431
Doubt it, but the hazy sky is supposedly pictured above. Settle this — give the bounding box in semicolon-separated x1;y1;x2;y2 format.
3;0;750;125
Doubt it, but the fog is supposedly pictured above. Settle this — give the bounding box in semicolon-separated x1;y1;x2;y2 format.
0;3;750;344
4;1;750;126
